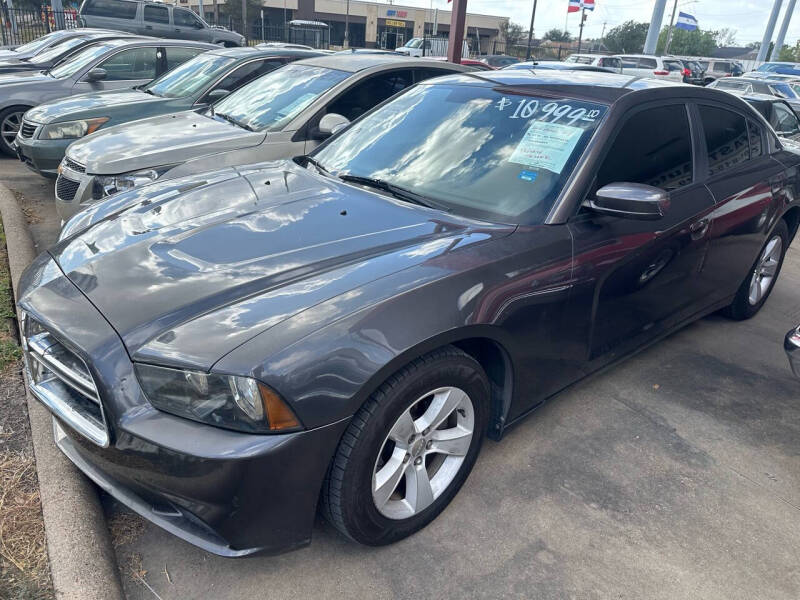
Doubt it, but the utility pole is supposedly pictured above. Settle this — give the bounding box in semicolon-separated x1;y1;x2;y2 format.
664;0;678;54
525;0;537;61
447;0;467;63
644;0;668;54
344;0;350;48
757;0;784;63
770;0;796;60
577;7;586;54
241;0;247;42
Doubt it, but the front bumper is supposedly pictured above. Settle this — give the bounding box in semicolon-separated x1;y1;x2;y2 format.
15;133;71;179
785;325;800;378
54;159;96;221
19;253;350;556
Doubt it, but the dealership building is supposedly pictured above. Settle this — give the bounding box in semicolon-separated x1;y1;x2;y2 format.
180;0;509;51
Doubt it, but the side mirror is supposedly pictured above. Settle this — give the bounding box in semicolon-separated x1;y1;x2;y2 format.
317;113;350;139
785;324;800;378
207;88;230;101
587;182;670;220
85;68;107;82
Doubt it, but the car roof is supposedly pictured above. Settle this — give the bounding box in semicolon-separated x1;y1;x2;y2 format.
90;37;218;49
427;69;699;104
294;53;464;72
207;46;324;59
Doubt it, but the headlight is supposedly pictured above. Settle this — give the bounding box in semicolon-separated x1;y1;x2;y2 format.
93;165;175;198
39;117;109;140
134;364;302;434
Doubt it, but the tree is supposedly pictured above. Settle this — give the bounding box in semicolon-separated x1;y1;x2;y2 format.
543;28;572;43
716;27;737;47
779;41;800;62
603;21;649;54
656;26;717;55
500;21;526;45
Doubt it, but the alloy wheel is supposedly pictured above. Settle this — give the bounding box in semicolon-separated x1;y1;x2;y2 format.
372;386;475;520
0;110;23;151
748;235;783;305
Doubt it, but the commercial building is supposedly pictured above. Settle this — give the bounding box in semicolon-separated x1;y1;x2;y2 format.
180;0;509;51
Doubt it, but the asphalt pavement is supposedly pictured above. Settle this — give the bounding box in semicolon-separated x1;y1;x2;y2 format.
2;156;799;600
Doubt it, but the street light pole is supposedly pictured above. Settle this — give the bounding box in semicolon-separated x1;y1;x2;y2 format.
577;7;586;54
525;0;537;61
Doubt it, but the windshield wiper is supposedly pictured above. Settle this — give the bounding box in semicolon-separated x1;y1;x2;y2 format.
214;111;254;131
300;155;333;177
339;175;445;211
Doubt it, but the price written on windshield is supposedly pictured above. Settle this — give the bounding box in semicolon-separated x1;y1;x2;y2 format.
495;97;601;125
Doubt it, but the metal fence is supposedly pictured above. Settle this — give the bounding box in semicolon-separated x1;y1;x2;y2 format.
490;41;577;61
1;7;79;47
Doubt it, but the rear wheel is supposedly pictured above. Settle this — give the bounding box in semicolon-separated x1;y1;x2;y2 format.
322;346;489;545
723;220;789;320
0;106;26;157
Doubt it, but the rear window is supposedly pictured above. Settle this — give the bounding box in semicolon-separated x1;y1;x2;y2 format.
144;4;169;23
639;58;657;69
82;0;137;19
699;105;750;176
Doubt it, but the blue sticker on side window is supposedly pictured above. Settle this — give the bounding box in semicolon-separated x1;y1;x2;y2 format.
518;170;538;182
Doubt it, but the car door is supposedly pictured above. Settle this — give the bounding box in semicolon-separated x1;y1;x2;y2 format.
567;102;716;364
172;8;208;42
698;103;787;303
142;4;171;38
74;46;161;92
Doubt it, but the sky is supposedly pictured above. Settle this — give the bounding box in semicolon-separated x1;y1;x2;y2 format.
385;0;800;48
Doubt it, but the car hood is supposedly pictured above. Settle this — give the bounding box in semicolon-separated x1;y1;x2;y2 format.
51;162;511;370
0;69;53;87
66;110;265;174
25;88;172;123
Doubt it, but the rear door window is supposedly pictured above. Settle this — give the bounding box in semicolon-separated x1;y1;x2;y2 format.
174;8;203;28
83;0;137;18
698;105;750;177
596;104;693;192
144;4;169;23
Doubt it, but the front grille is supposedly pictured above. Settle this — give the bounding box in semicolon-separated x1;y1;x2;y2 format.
21;313;109;447
56;175;80;202
19;120;37;139
62;156;85;173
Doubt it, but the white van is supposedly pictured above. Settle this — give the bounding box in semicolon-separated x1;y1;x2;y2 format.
396;37;470;58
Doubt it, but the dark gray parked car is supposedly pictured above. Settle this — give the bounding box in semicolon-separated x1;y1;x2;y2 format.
0;37;216;155
17;46;323;177
19;72;800;556
0;29;141;76
55;54;468;219
79;0;244;47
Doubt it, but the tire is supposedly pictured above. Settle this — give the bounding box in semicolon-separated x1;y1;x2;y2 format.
0;106;27;157
723;219;789;320
322;346;490;546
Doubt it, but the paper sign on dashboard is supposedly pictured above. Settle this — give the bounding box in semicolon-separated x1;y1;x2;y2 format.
509;121;585;174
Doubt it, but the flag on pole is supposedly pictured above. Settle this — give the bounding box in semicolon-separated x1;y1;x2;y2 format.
675;12;698;31
568;0;595;13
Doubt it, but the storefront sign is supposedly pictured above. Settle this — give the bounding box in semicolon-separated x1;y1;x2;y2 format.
386;9;408;17
385;19;406;27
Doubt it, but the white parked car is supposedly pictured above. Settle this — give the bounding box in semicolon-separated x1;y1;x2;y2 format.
563;53;623;73
616;54;685;81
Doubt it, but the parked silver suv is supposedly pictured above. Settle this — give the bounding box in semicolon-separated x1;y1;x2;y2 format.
79;0;244;46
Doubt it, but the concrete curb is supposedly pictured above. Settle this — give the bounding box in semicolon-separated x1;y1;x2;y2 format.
0;183;125;600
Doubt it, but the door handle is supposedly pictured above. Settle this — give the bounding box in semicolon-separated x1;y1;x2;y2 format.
689;218;710;239
145;25;152;29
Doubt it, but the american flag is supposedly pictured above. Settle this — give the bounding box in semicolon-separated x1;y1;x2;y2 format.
568;0;595;13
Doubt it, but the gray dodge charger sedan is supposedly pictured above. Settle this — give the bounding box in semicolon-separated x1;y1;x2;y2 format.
54;54;469;219
19;71;800;555
1;37;216;155
16;46;323;177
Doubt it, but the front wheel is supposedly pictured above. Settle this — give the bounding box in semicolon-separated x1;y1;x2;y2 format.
322;346;489;546
0;106;26;157
723;220;789;320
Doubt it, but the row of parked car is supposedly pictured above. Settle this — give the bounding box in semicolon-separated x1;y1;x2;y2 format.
4;25;800;559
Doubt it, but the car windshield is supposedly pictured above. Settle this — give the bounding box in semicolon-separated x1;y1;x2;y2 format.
758;63;787;73
211;64;349;132
769;82;798;99
28;36;87;65
13;31;61;55
145;53;235;98
49;42;116;79
313;83;607;224
405;39;423;49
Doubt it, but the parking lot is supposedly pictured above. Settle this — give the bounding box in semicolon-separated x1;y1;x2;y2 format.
3;154;799;599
